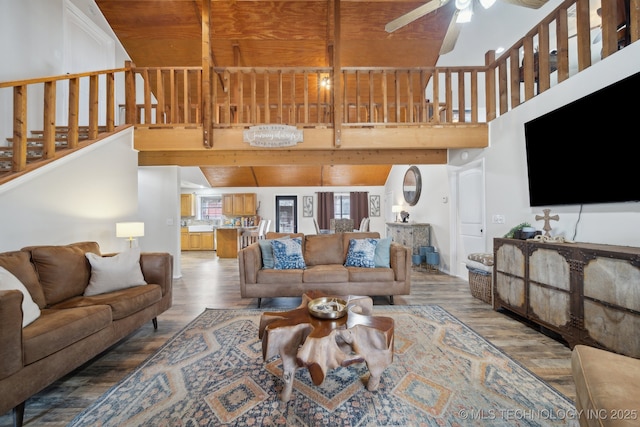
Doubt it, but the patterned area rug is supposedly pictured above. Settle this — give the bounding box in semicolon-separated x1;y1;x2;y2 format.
69;306;578;426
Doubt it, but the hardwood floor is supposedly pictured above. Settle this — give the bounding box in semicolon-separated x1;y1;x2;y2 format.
0;250;576;426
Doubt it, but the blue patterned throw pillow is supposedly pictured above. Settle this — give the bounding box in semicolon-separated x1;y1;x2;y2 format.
258;236;289;269
344;238;378;268
272;237;306;270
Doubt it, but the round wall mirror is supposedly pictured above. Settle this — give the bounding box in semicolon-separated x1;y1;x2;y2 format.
403;166;421;206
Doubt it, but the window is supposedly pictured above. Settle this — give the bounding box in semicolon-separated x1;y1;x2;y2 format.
334;193;350;219
199;196;222;220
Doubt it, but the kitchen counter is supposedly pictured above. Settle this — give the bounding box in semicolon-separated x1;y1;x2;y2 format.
216;226;258;258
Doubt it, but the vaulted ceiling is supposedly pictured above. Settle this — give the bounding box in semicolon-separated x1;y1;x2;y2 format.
94;0;550;187
96;0;458;69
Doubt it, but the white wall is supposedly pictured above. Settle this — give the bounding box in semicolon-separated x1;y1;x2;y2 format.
139;166;182;276
0;130;138;253
0;132;181;276
449;41;640;249
384;165;453;273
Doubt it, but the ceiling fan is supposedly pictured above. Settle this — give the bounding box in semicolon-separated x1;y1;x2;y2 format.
385;0;549;55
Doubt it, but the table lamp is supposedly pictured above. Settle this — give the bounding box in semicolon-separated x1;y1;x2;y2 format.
392;205;402;222
116;222;144;248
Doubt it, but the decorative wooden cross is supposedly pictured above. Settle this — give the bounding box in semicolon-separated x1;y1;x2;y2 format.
535;208;559;237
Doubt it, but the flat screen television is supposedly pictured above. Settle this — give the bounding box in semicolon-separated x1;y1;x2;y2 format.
524;70;640;207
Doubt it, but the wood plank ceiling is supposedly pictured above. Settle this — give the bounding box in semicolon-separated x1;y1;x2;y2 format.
96;0;457;186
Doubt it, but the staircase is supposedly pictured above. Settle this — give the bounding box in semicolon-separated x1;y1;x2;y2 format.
0;126;108;178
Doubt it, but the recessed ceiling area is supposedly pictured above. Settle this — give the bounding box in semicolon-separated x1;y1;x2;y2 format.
196;165;392;187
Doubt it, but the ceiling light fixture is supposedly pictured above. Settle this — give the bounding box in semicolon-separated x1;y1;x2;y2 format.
456;2;473;23
478;0;497;9
454;0;472;10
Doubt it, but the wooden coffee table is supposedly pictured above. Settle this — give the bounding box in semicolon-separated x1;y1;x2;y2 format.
258;291;394;402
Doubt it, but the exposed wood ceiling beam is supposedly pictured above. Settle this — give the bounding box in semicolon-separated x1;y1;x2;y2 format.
138;148;447;167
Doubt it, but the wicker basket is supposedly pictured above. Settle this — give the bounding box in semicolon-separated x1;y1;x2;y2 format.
467;267;492;304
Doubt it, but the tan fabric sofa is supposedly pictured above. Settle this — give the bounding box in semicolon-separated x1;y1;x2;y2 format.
0;241;173;426
238;231;411;307
571;344;640;427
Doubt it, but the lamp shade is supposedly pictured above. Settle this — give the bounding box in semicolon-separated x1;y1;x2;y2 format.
116;222;145;238
392;205;402;213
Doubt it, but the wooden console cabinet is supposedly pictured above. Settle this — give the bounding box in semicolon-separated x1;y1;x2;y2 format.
493;238;640;357
386;222;430;255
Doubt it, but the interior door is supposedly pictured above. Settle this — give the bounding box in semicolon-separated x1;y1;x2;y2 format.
456;160;486;278
276;196;297;233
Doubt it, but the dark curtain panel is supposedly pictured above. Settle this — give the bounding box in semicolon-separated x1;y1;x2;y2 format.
317;192;334;230
350;191;369;230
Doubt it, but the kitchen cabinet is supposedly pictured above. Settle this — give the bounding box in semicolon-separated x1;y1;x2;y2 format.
181;229;215;251
222;193;257;216
180;228;189;250
222;194;234;216
181;194;195;217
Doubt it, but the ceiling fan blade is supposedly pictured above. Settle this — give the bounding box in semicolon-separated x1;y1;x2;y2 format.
500;0;548;9
385;0;451;33
439;11;461;54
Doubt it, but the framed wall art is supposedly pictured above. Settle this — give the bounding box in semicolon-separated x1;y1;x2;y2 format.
302;196;313;217
369;195;380;217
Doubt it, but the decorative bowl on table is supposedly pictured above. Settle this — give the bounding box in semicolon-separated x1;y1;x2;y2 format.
308;297;348;319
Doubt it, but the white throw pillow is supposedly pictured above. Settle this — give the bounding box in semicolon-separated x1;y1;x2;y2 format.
0;266;41;327
84;248;147;296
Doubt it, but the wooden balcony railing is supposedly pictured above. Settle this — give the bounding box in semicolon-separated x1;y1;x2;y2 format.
486;0;639;120
1;0;638;182
124;65;484;128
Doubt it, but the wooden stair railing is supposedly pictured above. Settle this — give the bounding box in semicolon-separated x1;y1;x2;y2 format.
0;68;124;185
0;126;109;176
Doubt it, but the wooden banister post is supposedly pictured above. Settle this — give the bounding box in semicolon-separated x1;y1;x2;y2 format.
43;81;56;160
106;72;115;132
631;0;640;44
333;0;342;147
88;74;99;140
124;60;136;125
67;77;79;149
12;85;27;172
484;50;496;122
202;0;213;147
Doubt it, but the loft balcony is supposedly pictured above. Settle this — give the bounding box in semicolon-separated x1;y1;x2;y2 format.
1;0;638;184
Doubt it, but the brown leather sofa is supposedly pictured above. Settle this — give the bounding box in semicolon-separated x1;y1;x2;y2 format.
0;241;173;426
238;231;411;307
571;344;640;427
